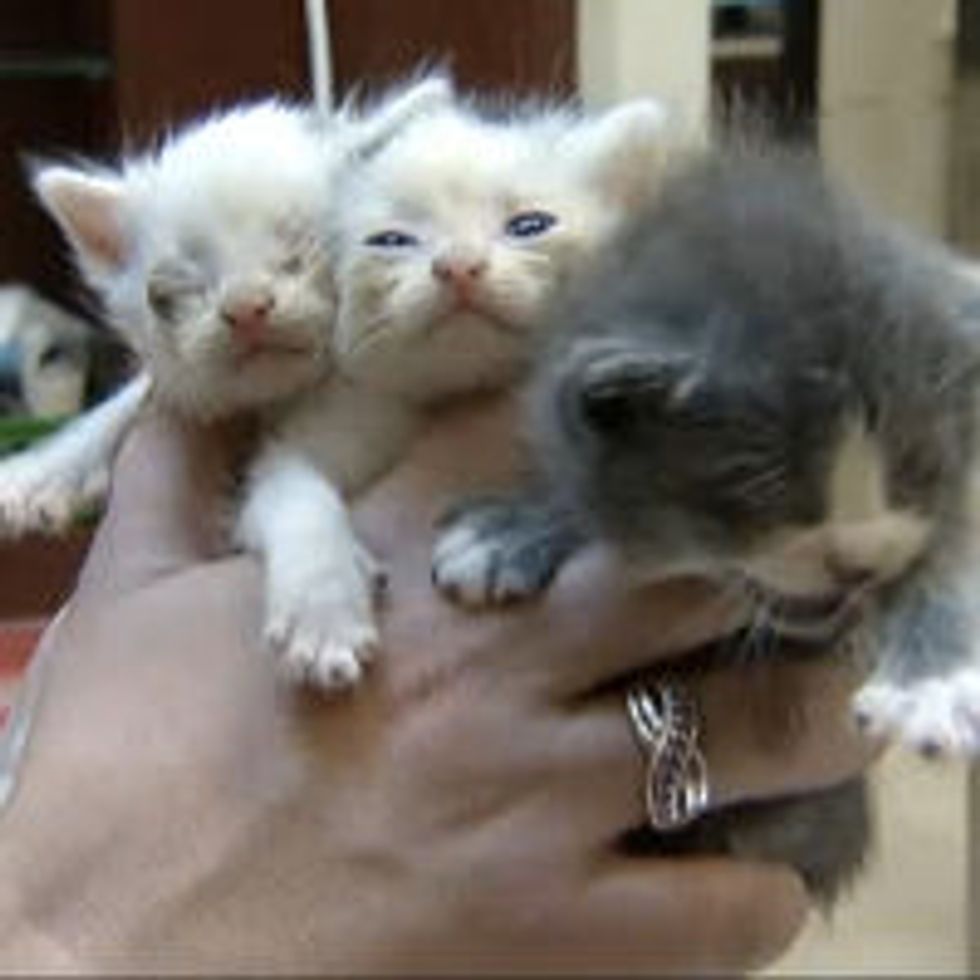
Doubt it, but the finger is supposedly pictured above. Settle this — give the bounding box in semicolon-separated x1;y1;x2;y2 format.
551;657;880;838
77;409;248;598
559;858;807;974
503;548;747;701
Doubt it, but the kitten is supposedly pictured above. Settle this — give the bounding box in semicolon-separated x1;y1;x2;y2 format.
235;93;673;687
0;81;453;533
432;145;980;899
0;86;672;690
0;80;449;676
0;99;335;531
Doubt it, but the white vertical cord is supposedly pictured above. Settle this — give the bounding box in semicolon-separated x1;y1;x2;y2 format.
304;0;334;117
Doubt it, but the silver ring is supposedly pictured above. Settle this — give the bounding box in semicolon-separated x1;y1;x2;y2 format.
626;680;710;832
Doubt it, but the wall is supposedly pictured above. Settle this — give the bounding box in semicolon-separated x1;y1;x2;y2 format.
818;0;957;237
577;0;710;135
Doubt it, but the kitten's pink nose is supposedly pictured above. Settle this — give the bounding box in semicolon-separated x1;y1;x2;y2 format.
432;255;487;291
221;289;275;347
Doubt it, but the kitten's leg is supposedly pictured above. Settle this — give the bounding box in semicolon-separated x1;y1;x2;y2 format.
853;554;980;755
236;442;382;691
0;372;151;534
432;492;584;607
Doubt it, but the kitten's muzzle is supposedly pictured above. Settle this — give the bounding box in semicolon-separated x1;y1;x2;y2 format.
742;579;867;644
432;253;488;292
221;288;276;349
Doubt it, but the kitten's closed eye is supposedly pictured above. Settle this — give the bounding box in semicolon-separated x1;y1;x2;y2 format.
146;261;208;321
277;240;323;275
278;253;306;274
275;221;323;275
505;210;558;239
364;230;420;248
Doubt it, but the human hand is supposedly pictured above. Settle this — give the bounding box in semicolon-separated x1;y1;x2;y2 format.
0;395;877;974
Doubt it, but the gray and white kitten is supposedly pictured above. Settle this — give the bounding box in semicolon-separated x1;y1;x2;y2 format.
433;146;980;900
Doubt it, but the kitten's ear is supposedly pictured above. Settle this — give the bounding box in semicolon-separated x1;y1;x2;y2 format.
572;100;672;209
31;164;133;276
345;74;454;157
561;338;692;434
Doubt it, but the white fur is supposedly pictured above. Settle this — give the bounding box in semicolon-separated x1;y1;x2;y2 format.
236;445;378;689
9;99;378;687
235;380;416;686
431;523;497;606
0;373;150;533
431;523;542;606
35;101;338;418
331;98;669;402
854;667;980;755
11;88;673;691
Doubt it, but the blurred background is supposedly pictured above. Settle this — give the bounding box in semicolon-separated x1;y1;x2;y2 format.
0;1;974;973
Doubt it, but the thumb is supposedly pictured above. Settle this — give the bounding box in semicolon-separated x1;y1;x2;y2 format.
76;407;249;599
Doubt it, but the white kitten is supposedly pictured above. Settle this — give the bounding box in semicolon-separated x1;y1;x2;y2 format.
0;100;336;534
2;85;672;691
236;95;672;687
331;97;670;400
0;83;449;679
0;81;451;535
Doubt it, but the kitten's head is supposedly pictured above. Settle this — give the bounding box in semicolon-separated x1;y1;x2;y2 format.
533;152;980;636
33;101;338;416
330;96;671;402
30;79;452;417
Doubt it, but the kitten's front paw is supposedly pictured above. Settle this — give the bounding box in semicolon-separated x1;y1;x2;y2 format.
432;501;568;608
854;668;980;756
0;455;107;535
266;562;381;693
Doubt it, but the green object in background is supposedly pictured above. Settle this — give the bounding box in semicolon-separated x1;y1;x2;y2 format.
0;415;103;528
0;415;69;456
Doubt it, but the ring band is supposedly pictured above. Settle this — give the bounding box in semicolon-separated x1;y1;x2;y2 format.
626;681;710;832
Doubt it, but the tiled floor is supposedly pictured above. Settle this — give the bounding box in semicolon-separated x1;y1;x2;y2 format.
769;751;969;975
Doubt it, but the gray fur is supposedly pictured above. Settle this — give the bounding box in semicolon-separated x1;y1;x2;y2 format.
434;145;980;899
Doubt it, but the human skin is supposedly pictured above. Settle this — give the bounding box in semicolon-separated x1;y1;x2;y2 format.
0;395;877;974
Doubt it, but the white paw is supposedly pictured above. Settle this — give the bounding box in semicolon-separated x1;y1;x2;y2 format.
432;521;539;608
432;522;497;606
265;562;381;693
853;668;980;756
0;455;108;535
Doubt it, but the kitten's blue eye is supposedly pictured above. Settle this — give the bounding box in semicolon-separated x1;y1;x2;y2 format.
505;210;558;239
365;230;420;248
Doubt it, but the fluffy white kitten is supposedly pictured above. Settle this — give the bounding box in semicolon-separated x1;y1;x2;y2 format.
238;95;672;687
1;85;671;690
0;82;450;532
0;102;334;532
332;97;669;399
